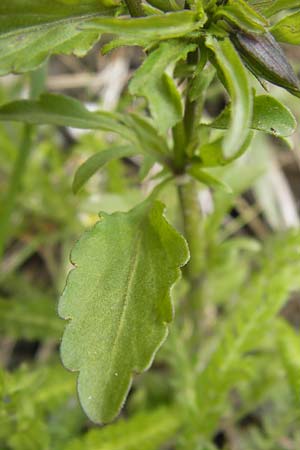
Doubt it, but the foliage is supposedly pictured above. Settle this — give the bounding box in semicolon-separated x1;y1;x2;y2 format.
1;0;300;449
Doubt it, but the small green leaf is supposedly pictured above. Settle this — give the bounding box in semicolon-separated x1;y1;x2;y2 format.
187;166;232;192
271;11;300;45
214;0;268;34
58;200;189;423
72;146;138;194
121;113;170;162
196;131;254;167
206;36;253;158
0;0;116;75
208;95;297;137
81;11;202;40
130;40;196;134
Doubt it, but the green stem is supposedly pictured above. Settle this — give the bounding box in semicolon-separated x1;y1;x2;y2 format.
0;65;46;261
178;180;204;282
124;0;144;16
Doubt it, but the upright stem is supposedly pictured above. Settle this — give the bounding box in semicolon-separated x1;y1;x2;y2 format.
174;50;207;311
124;0;144;17
0;65;46;261
178;181;204;281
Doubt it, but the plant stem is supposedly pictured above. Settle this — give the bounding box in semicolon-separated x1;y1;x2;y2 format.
0;65;46;261
124;0;145;17
178;180;204;283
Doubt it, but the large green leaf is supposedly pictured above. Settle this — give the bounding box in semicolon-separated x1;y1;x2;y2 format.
130;40;196;134
58;200;189;423
206;36;252;159
72;145;138;194
0;0;117;75
208;94;297;137
271;11;300;45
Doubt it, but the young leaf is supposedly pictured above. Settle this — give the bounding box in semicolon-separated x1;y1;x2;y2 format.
129;40;196;134
271;11;300;45
81;11;202;41
72;146;138;194
187;166;232;192
196;131;254;167
214;0;268;34
0;0;117;75
206;36;253;158
0;94;134;141
58;200;189;423
208;95;297;137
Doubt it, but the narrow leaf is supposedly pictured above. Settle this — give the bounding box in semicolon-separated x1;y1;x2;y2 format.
206;36;253;158
73;146;138;194
58;200;189;423
214;0;268;34
81;11;202;40
188;166;232;192
0;94;133;140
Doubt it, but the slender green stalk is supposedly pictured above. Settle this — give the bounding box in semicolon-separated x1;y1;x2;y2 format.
178;180;204;282
0;65;46;260
124;0;145;16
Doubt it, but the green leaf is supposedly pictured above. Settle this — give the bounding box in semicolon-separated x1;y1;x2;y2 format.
0;93;134;140
214;0;267;34
208;94;297;137
276;319;300;405
81;11;202;41
271;11;300;45
65;407;180;450
130;40;196;134
121;113;170;162
206;36;253;158
73;145;138;194
187;166;232;192
0;0;117;75
196;132;254;168
262;0;300;16
58;200;189;423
